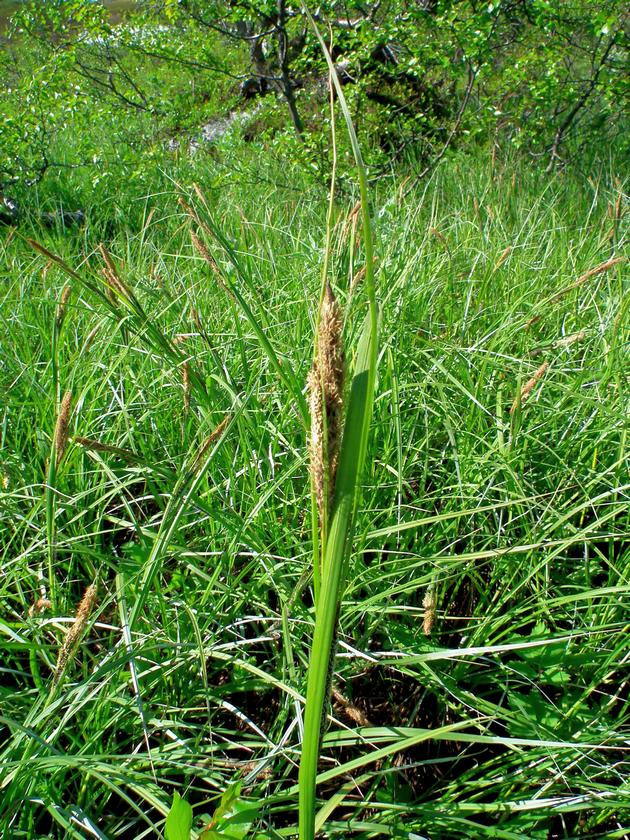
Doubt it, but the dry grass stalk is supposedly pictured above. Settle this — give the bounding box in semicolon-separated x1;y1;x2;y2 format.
28;239;81;281
493;246;512;272
101;268;118;304
53;582;98;686
99;243;120;279
190;230;218;272
510;361;550;414
54;390;73;467
549;256;626;304
422;587;436;636
179;195;214;243
192;183;213;214
142;207;156;233
612;179;623;220
606;186;625;241
308;283;345;522
397;175;412;203
192;416;230;473
181;194;236;299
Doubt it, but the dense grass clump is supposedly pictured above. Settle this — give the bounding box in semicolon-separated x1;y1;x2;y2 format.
0;150;628;838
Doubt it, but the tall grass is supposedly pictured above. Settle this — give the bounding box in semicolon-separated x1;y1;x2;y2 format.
0;145;627;839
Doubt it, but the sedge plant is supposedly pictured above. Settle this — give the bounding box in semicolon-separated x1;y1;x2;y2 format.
297;16;379;840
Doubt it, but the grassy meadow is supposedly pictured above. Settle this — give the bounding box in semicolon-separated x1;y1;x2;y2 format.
0;132;629;840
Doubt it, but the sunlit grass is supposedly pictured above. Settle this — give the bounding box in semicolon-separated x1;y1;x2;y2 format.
0;149;627;838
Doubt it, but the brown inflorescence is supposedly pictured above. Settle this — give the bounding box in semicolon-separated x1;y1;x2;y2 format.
56;284;72;330
308;283;345;523
53;582;98;686
54;390;73;467
510;361;550;414
192;416;230;473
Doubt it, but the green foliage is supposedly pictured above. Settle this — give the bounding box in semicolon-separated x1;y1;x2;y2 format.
1;0;627;197
165;792;194;840
0;145;627;837
200;782;260;839
0;3;628;838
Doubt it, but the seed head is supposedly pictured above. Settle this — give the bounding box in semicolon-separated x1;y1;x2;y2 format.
308;283;344;522
28;597;53;618
430;227;447;247
422;587;436;636
510;361;549;415
54;390;73;467
192;416;230;473
549;256;626;304
555;331;586;348
56;284;72;330
83;324;100;352
493;246;512;272
99;244;131;301
74;436;136;461
53;581;98;686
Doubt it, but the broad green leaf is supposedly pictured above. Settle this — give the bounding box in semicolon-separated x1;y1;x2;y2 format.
165;793;193;840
